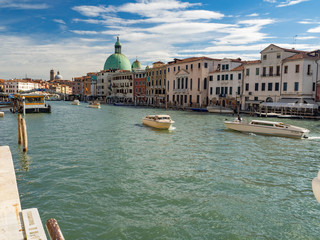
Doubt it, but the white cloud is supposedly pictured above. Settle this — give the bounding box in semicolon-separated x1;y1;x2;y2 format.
246;13;259;17
53;19;66;25
264;0;277;3
307;26;320;33
296;36;316;40
0;0;49;9
277;0;309;7
70;30;99;35
72;5;116;17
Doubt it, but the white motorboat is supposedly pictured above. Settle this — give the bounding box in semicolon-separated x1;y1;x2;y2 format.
88;100;101;108
71;100;80;105
142;115;174;129
224;118;309;139
207;106;233;114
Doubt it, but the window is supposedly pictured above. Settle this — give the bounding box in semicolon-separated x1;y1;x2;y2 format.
209;76;213;81
237;86;241;95
275;82;279;91
284;66;288;74
186;77;188;89
178;66;180;71
229;87;232;95
255;83;259;91
217;75;220;81
189;95;192;103
263;54;267;60
283;82;287;91
295;65;300;73
245;83;249;91
216;87;220;94
222;65;225;70
226;64;229;70
204;78;207;89
198;63;201;68
307;64;311;75
238;73;242;80
173;80;175;89
181;78;184;89
277;53;281;59
262;67;266;76
198;78;200;90
190;78;192;90
246;68;250;76
210;87;213;95
197;95;199;103
256;68;260;75
204;62;208;68
167;81;169;91
230;74;233;80
268;82;272;91
191;64;193;70
276;66;280;76
186;65;188;70
174;67;176;72
269;66;273;76
222;75;225;81
177;78;180;89
168;68;170;72
261;83;265;91
313;82;316;91
225;74;228;80
173;95;175;102
294;82;299;91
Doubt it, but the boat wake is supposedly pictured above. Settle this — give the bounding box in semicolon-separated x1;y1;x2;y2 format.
307;136;320;140
169;126;176;131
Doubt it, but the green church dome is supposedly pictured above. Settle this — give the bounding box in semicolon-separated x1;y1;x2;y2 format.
104;36;132;71
131;59;142;70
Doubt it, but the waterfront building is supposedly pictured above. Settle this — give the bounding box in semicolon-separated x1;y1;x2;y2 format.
166;57;221;108
72;72;96;99
107;71;134;103
208;58;244;110
133;69;147;105
4;79;39;94
0;79;5;92
242;44;320;111
146;61;167;107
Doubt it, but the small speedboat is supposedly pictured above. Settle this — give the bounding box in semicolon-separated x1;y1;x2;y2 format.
88;101;101;108
142;115;174;129
71;100;80;105
207;106;233;114
224;118;309;139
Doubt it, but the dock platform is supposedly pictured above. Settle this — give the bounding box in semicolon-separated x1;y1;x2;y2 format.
0;146;47;240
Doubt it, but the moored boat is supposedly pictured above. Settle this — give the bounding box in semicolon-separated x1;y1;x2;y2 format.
71;100;80;105
207;106;233;114
88;100;100;108
224;118;309;139
142;115;174;129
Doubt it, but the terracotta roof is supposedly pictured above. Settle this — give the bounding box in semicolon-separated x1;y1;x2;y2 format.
284;52;320;62
231;65;244;71
168;56;220;65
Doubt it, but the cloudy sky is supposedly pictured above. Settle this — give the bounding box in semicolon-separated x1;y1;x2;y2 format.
0;0;319;80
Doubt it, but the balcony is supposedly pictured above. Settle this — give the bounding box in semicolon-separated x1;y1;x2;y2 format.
173;89;189;93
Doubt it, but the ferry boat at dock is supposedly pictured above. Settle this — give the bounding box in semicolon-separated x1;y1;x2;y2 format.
12;94;51;113
224;118;309;139
142;115;174;129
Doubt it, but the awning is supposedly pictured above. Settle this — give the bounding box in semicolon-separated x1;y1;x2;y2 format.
246;100;262;104
260;102;318;109
278;98;299;103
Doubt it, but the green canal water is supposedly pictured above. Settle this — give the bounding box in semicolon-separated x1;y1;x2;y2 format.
1;101;320;239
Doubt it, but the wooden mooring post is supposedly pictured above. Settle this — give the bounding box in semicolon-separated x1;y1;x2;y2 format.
46;218;65;240
17;114;28;152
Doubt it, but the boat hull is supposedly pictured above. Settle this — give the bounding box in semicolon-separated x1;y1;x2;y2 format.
207;106;233;114
224;121;309;139
142;119;173;129
88;104;100;108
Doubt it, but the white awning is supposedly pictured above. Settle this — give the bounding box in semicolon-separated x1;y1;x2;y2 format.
260;102;318;109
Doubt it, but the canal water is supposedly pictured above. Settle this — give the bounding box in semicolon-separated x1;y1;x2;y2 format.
1;101;320;239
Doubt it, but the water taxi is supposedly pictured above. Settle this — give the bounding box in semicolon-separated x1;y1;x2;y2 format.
224;118;309;139
71;100;80;105
12;94;51;113
142;115;174;129
88;100;100;108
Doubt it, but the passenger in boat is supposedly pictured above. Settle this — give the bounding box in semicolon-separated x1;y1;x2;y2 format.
237;114;241;122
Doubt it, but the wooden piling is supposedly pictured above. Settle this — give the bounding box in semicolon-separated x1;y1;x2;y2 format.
21;118;28;152
46;218;65;240
17;114;22;144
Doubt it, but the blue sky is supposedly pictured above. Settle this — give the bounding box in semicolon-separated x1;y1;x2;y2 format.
1;0;320;80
